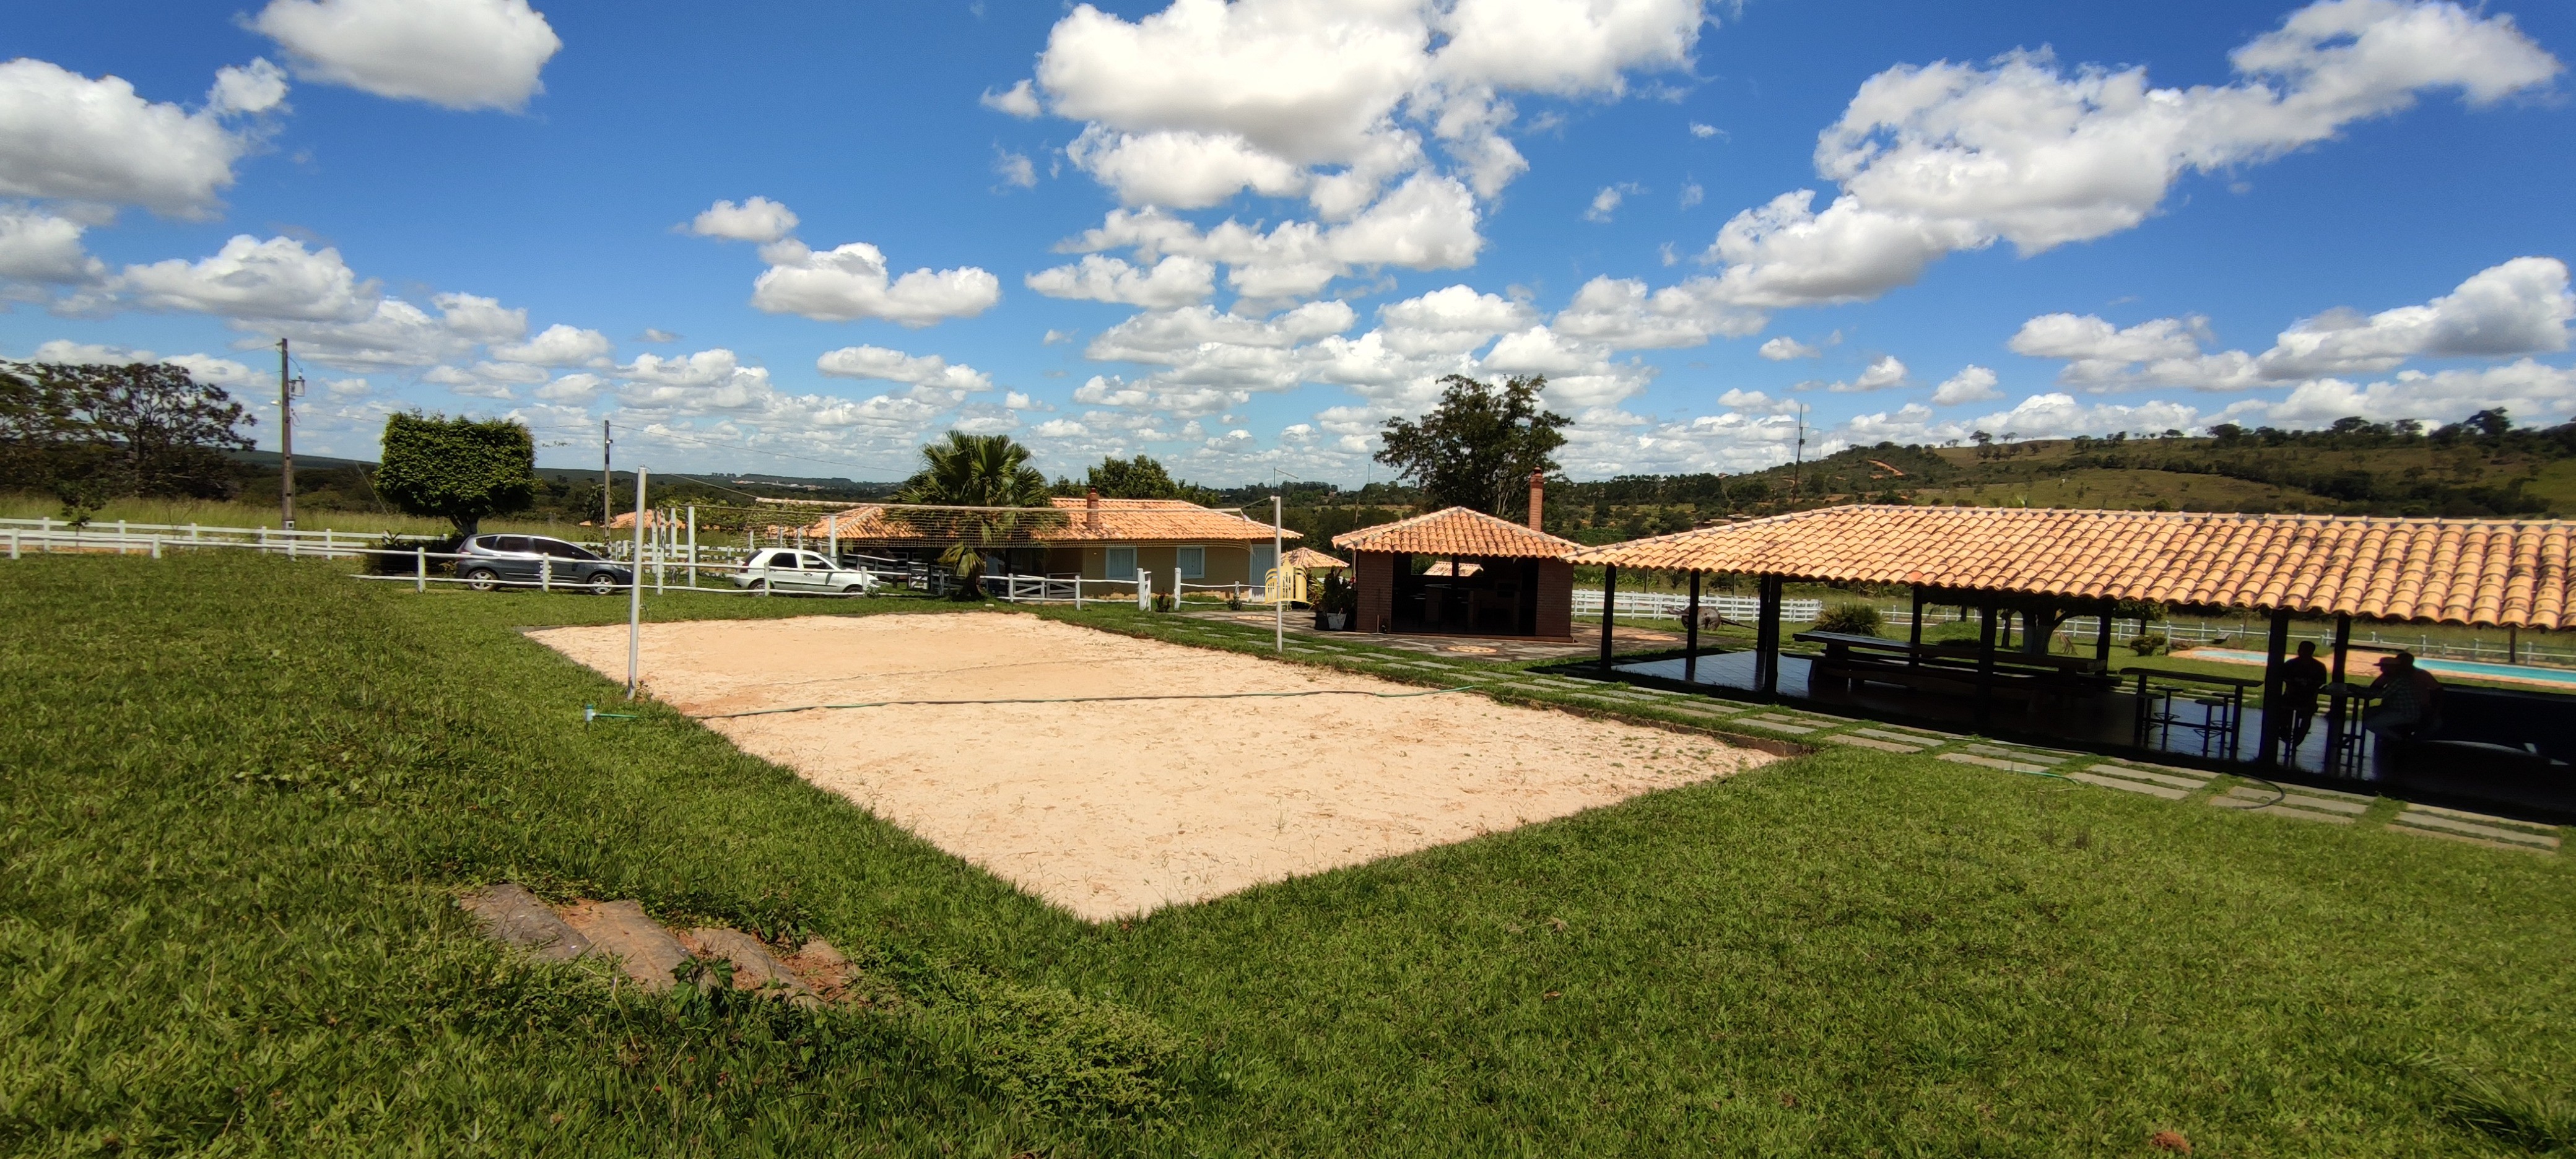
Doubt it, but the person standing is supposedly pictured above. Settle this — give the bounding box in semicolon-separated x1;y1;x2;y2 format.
2278;640;2329;766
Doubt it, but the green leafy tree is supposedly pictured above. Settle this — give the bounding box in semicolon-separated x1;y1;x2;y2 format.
1373;374;1569;517
1;360;253;520
895;432;1056;596
1073;453;1220;503
372;412;538;537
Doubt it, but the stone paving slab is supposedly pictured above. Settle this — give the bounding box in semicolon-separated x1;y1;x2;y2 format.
2399;802;2559;835
2097;757;2216;783
1735;714;1824;734
1847;727;1932;746
2210;788;2356;824
561;900;695;991
459;883;593;963
2074;763;2211;791
1964;743;2073;764
1864;724;1965;742
2390;824;2559;854
2390;808;2561;849
1839;736;1926;753
2271;782;2374;803
2066;771;2191;800
1939;752;2054;774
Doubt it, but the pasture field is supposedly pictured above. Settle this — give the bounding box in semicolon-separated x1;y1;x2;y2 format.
4;553;2572;1156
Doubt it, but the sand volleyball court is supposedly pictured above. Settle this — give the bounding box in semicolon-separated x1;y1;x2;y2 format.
531;613;1773;920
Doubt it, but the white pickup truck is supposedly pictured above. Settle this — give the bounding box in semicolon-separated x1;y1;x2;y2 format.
729;548;884;596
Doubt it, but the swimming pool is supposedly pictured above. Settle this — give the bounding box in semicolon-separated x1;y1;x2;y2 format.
2185;648;2576;690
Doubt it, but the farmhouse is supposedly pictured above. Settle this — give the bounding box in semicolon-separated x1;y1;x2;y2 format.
799;492;1294;589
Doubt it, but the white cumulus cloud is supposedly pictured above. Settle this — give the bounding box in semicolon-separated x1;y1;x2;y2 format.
1757;336;1819;360
1025;254;1216;308
1930;364;2001;405
689;197;799;243
252;0;562;111
0;58;277;217
748;240;1002;326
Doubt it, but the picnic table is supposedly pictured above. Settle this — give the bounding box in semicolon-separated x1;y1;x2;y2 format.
2126;664;2260;759
1793;630;2115;710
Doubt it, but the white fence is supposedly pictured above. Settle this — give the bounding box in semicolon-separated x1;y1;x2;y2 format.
0;516;382;560
1574;588;1823;623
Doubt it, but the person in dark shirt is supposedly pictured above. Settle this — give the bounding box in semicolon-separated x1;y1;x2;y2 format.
2278;640;2330;765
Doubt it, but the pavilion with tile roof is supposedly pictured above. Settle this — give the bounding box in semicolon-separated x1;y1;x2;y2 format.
1574;505;2576;789
1334;506;1583;638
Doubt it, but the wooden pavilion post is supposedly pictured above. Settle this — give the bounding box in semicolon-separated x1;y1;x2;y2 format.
1755;574;1783;698
2324;613;2352;775
1974;597;1997;729
2256;608;2292;766
1598;564;1618;674
2095;598;2117;666
1684;570;1701;684
1907;585;1925;668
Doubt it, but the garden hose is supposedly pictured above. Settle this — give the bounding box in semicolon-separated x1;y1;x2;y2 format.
688;684;1482;721
584;703;642;723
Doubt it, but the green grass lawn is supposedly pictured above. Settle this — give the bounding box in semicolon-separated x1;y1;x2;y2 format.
6;553;2573;1156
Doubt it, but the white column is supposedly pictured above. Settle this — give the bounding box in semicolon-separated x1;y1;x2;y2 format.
150;536;161;560
541;556;552;593
1138;568;1151;610
827;514;838;563
686;505;697;588
416;547;426;591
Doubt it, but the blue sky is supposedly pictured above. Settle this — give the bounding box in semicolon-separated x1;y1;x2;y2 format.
4;0;2571;484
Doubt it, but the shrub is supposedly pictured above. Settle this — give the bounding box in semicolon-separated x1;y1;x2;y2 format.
1813;603;1884;635
2130;632;2167;656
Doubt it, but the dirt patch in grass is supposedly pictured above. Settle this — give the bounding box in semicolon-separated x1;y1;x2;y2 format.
531;612;1772;920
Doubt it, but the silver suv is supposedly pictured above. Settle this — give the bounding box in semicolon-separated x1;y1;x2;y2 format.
729;548;883;596
456;534;632;594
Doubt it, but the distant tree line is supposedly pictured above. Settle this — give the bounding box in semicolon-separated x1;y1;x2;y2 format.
0;361;253;522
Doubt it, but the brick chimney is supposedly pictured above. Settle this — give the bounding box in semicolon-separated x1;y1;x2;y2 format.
1086;486;1102;532
1526;469;1546;532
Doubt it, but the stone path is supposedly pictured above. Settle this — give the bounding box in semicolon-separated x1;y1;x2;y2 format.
2209;784;2369;824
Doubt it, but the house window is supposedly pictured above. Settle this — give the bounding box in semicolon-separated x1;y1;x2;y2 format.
1105;545;1137;577
1177;545;1206;579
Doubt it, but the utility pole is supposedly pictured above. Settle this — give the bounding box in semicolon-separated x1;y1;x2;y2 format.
1791;402;1806;504
601;420;614;544
277;339;297;529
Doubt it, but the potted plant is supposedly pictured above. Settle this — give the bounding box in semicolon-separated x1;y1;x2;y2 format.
1318;573;1352;630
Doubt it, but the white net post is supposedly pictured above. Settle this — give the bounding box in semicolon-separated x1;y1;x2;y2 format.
1138;568;1150;610
415;547;425;591
686;505;697;588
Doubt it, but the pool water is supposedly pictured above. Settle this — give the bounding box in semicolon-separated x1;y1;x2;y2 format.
2185;648;2576;689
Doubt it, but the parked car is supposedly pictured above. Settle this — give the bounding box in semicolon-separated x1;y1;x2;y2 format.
456;534;632;594
729;549;883;596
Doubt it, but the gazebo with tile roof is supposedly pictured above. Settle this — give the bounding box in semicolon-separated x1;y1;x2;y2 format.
1334;506;1583;638
1575;504;2576;778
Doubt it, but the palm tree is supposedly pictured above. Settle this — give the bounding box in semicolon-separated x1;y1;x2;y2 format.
894;432;1055;595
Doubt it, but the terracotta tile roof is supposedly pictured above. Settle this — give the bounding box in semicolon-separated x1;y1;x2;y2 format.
1572;505;2576;628
1280;546;1347;570
1332;506;1583;560
793;498;1292;544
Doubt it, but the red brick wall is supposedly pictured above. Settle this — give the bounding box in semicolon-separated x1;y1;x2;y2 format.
1535;560;1573;639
